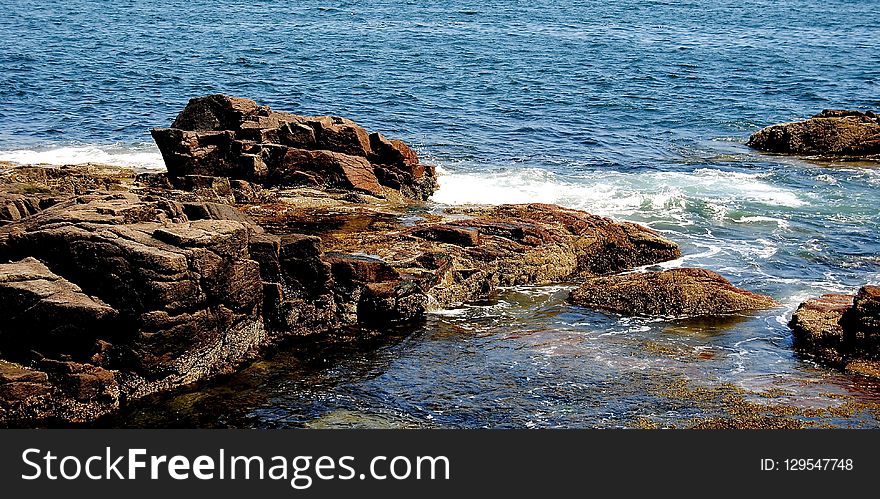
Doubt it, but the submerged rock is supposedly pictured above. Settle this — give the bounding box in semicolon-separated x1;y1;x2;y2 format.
747;109;880;157
151;94;437;201
790;285;880;377
568;268;778;317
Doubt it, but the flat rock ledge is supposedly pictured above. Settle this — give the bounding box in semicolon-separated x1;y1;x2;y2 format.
790;285;880;378
0;115;683;425
748;109;880;157
568;268;778;317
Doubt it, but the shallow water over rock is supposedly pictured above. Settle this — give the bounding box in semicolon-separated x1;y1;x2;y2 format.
104;285;880;428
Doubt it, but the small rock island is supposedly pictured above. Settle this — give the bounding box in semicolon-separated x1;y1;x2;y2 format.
748;109;880;157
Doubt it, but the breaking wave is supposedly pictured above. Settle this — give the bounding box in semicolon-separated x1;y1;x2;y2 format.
0;144;166;171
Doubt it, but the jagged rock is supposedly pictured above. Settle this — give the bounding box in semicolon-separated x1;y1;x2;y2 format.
791;285;880;377
298;203;682;309
0;191;269;422
359;280;427;323
568;268;778;317
0;361;51;410
324;252;404;322
0;192;59;225
0;163;131;225
152;94;437;200
748;109;880;156
789;293;853;364
0;357;120;424
325;252;400;285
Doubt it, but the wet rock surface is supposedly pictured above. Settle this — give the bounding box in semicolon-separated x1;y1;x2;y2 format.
748;109;880;157
568;268;778;317
790;285;880;377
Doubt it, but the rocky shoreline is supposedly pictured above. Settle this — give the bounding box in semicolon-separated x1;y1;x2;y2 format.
0;95;686;425
1;97;879;427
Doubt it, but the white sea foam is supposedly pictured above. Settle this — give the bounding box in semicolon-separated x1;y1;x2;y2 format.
731;215;790;229
428;308;467;317
0;145;166;171
635;241;723;271
430;166;806;220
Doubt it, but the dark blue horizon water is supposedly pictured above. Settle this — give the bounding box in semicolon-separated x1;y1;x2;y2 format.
3;0;880;427
2;0;879;162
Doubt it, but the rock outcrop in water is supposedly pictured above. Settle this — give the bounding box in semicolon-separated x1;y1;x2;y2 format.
0;98;683;425
151;94;437;201
790;285;880;378
568;268;778;317
318;203;682;311
748;109;880;157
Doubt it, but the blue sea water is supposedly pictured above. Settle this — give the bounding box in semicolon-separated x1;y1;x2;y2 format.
2;0;880;427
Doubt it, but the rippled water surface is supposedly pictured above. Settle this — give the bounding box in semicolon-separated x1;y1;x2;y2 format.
2;0;880;427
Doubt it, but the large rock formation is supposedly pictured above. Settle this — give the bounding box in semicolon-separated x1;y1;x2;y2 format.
748;109;880;157
0;94;695;425
0;156;682;425
790;285;880;377
568;268;778;317
0;192;269;422
151;95;437;201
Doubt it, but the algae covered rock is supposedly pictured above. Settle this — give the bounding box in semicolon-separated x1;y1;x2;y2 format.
790;285;880;377
569;268;778;317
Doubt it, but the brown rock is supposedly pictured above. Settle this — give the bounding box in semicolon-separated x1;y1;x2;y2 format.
308;116;373;158
152;95;437;200
412;225;481;247
325;252;400;285
0;189;269;423
0;381;51;403
359;280;427;323
789;293;853;363
0;361;48;384
0;257;119;354
306;203;682;309
269;148;385;196
169;175;236;204
37;358;118;402
748;110;880;156
790;285;880;377
569;268;778;317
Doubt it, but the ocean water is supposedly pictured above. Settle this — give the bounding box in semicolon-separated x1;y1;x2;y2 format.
2;0;880;427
